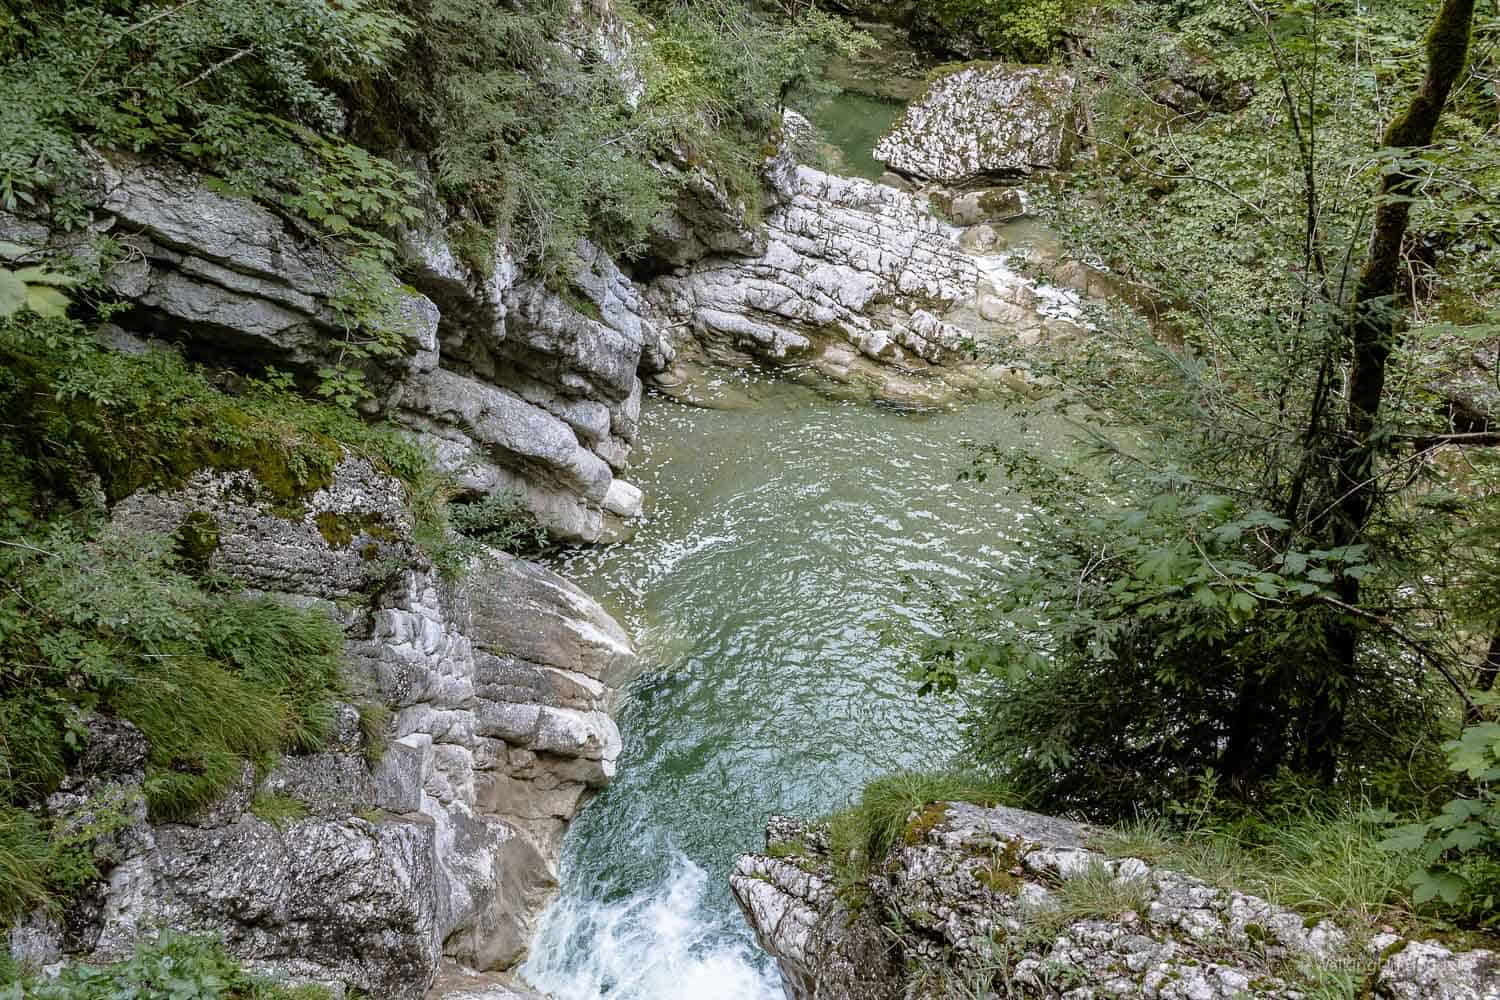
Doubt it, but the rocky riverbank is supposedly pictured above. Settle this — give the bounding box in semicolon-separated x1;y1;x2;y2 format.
733;805;1500;1000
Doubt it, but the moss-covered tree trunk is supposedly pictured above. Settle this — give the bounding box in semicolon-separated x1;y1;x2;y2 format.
1310;0;1476;778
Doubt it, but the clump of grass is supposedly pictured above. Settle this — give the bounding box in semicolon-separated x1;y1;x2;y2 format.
1093;800;1417;927
0;806;55;924
111;596;345;822
357;703;393;765
827;770;1017;886
1028;860;1152;934
250;793;309;828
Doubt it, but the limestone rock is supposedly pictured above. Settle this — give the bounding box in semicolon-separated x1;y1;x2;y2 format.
151;815;442;999
735;803;1500;1000
95;161;439;383
875;64;1077;182
111;456;415;600
647;166;1079;407
34;460;639;994
1375;938;1500;1000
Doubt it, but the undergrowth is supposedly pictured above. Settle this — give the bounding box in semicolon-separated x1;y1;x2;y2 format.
0;930;333;998
1091;796;1420;930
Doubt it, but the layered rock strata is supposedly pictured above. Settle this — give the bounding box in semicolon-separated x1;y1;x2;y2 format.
647;163;1085;408
4;155;656;543
10;459;633;998
734;804;1500;1000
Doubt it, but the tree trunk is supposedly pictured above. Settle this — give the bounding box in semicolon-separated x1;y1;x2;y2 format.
1311;0;1476;779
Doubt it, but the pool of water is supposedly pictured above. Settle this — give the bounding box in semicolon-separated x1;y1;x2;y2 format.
520;371;1068;998
804;90;907;180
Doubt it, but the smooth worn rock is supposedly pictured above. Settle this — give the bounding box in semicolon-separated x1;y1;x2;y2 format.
648;166;1080;407
875;64;1077;182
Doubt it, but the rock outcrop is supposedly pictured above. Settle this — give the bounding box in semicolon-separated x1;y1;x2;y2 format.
9;459;634;998
646;163;1085;407
6;153;655;544
874;64;1077;182
734;804;1500;1000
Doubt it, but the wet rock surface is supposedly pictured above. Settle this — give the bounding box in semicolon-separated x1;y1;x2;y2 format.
734;803;1500;1000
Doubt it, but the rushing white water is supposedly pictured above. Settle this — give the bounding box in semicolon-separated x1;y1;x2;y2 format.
523;846;782;1000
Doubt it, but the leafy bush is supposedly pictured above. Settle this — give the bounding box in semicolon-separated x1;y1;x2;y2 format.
447;492;549;556
369;0;866;274
910;449;1452;818
1;930;333;998
0;0;411;219
919;0;1084;61
1382;709;1500;924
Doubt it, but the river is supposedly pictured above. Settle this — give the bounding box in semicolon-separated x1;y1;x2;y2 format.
520;370;1063;998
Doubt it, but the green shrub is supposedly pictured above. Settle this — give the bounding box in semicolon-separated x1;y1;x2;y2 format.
1;930;334;998
1382;711;1500;925
447;492;549;556
920;0;1084;61
371;0;866;275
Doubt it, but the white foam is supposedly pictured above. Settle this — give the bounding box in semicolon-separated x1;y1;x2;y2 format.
520;852;784;1000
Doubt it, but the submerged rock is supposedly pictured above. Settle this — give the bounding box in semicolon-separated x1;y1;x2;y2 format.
875;64;1077;183
734;803;1500;1000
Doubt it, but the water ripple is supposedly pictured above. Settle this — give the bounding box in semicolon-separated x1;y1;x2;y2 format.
526;375;1068;998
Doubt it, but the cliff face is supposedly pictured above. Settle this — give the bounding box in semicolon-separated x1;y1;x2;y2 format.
8;456;634;999
733;805;1500;1000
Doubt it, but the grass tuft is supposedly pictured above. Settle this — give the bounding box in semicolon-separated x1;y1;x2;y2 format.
251;793;309;828
827;770;1017;888
1092;801;1417;927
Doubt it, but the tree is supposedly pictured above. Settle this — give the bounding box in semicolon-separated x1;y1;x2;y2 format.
911;0;1496;816
1314;0;1478;776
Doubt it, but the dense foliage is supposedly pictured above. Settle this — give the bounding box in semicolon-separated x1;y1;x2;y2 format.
917;0;1085;61
0;930;333;999
904;0;1500;925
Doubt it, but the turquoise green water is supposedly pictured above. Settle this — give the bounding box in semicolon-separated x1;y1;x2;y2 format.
805;91;906;180
521;371;1066;998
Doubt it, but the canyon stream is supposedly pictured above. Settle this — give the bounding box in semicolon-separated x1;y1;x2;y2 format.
520;370;1068;999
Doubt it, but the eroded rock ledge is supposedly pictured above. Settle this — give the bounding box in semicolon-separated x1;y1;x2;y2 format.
9;459;635;999
733;804;1500;1000
647;162;1087;409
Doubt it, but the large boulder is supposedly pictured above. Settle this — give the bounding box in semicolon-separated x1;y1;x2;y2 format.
875;64;1077;182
